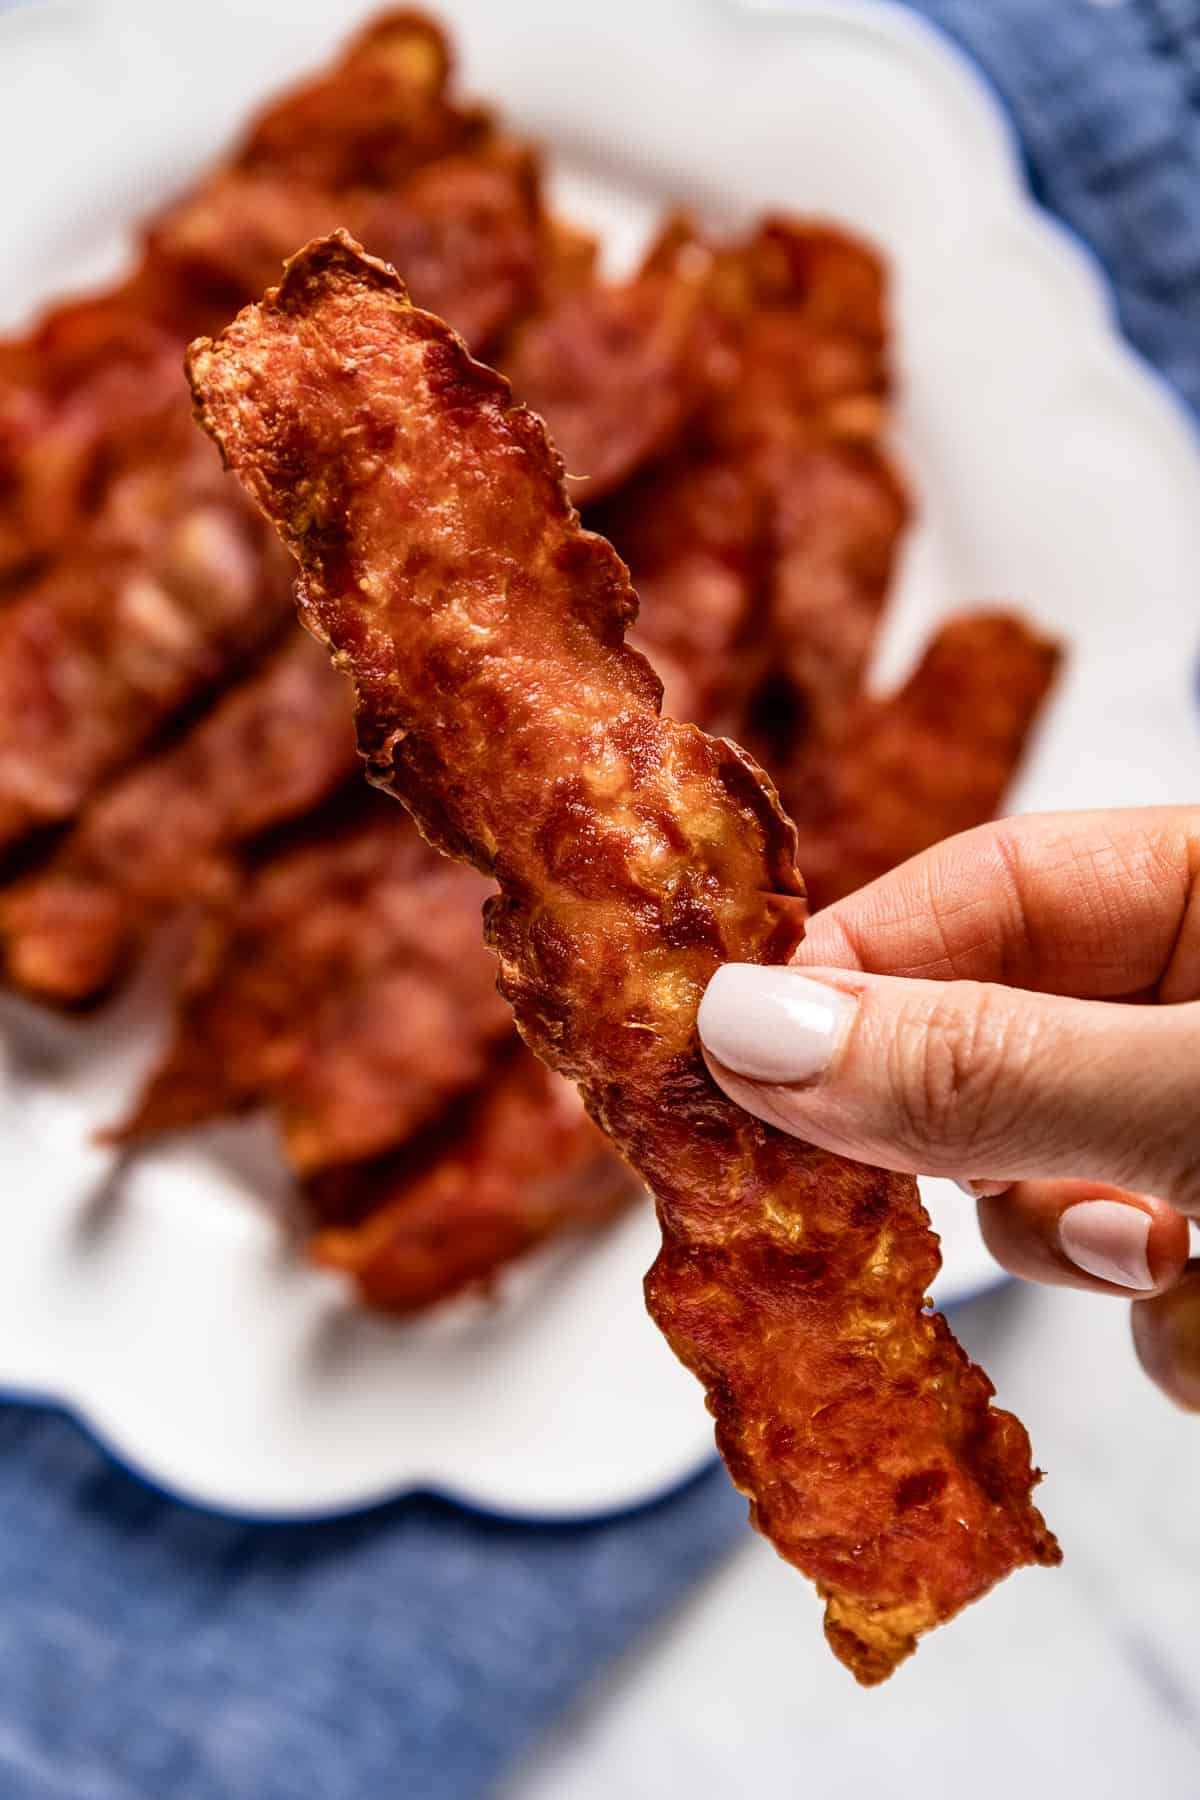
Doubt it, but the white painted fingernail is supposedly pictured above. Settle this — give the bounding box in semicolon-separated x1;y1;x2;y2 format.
698;966;855;1084
1059;1200;1154;1291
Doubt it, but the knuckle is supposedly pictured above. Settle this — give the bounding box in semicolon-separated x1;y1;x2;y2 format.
885;981;1023;1166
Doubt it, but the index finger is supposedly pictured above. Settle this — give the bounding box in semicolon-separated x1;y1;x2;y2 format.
795;807;1200;1001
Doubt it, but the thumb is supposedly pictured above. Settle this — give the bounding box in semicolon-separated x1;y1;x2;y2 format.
697;964;1200;1212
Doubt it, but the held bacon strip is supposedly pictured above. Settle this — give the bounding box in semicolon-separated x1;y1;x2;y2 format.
0;629;356;1003
186;234;1059;1683
784;612;1062;912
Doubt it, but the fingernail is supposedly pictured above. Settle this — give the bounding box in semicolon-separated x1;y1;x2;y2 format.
954;1178;1012;1200
698;966;854;1084
1059;1199;1154;1291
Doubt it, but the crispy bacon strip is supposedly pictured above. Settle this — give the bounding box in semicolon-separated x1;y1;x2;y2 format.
355;143;545;354
227;10;483;190
593;452;767;728
765;440;910;743
112;798;509;1175
590;215;904;739
0;291;187;585
0;629;355;1002
785;612;1061;912
310;1050;632;1313
0;11;487;583
701;217;892;453
150;143;543;358
504;262;719;502
187;234;1059;1682
143;10;485;300
0;411;293;852
608;217;908;750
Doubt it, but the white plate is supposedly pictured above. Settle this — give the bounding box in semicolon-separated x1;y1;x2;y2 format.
0;0;1197;1522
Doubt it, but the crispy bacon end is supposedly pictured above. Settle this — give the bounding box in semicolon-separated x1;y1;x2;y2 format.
186;232;1060;1683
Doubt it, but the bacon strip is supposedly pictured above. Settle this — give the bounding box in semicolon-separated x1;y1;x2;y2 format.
0;291;188;587
0;629;355;1002
598;218;908;752
0;412;293;852
697;217;893;454
112;798;510;1175
138;10;487;314
310;1050;632;1313
785;612;1062;911
150;142;542;359
700;219;908;742
224;10;482;190
353;142;544;354
187;234;1059;1682
592;452;767;729
0;11;500;586
764;440;910;744
0;12;564;848
504;261;720;503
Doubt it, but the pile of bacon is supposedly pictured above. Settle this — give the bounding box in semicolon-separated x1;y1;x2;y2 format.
0;10;1058;1317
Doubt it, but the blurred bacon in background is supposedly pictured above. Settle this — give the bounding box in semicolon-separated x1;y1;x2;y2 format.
0;9;1059;1312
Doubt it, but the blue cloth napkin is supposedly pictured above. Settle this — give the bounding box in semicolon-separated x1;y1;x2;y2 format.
922;0;1200;413
2;5;1199;1796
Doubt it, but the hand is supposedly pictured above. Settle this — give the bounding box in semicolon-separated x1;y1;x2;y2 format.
698;807;1200;1408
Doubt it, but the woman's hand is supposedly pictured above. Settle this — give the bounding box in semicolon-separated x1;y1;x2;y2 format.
698;807;1200;1408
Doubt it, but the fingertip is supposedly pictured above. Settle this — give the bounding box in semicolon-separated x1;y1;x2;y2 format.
1132;1263;1200;1411
1145;1199;1192;1291
977;1181;1187;1297
697;963;854;1086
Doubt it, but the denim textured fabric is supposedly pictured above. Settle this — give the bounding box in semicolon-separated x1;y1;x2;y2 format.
1;4;1198;1795
919;0;1200;412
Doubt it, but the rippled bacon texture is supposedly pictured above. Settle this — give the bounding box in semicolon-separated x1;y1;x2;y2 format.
186;233;1059;1682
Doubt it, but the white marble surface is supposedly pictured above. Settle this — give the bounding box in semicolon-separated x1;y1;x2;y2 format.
508;1279;1200;1799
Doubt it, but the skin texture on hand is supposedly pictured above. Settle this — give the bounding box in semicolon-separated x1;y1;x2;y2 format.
698;808;1200;1408
184;231;1059;1684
